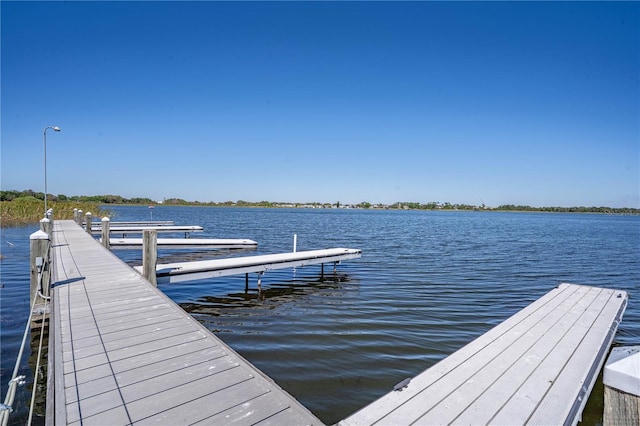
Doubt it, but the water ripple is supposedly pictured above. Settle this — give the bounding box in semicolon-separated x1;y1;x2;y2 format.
1;209;638;425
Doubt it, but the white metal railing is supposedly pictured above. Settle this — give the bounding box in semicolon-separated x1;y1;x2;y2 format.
0;236;51;425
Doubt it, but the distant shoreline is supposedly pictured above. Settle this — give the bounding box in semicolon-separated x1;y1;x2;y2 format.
1;189;638;225
96;202;640;215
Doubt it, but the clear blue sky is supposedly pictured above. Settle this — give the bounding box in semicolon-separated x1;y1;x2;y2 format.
2;1;638;207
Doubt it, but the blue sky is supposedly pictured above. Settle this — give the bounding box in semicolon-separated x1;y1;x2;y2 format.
2;1;638;207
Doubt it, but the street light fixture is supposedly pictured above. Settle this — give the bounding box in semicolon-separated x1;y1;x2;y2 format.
43;125;61;215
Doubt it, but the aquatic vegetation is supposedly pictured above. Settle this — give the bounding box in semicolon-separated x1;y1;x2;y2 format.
0;198;108;227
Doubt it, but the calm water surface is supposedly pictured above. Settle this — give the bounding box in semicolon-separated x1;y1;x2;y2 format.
1;207;638;424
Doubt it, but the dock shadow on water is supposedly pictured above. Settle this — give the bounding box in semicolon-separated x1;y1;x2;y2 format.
180;272;350;319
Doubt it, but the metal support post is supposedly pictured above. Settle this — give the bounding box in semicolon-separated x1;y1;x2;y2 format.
85;212;92;234
101;217;111;250
142;230;158;286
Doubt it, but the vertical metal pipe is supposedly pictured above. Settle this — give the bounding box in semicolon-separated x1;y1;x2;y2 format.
43;125;60;215
43;128;48;214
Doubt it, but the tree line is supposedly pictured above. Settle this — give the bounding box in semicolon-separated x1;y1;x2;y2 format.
1;189;638;214
0;189;154;205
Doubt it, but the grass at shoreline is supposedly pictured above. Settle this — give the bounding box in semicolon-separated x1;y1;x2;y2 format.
0;198;109;227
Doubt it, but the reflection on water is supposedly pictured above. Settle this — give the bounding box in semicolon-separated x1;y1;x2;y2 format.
181;273;349;317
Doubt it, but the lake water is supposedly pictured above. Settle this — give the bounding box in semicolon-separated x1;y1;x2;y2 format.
1;206;638;425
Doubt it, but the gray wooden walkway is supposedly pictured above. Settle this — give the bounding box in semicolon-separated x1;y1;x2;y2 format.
48;220;321;425
340;283;628;426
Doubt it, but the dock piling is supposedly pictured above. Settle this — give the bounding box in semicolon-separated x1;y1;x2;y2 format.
85;212;92;234
40;217;52;237
101;217;110;250
604;346;640;425
29;230;51;326
142;229;158;286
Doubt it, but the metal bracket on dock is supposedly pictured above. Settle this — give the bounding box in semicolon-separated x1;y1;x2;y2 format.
246;271;266;293
320;261;341;281
9;376;25;387
257;271;264;292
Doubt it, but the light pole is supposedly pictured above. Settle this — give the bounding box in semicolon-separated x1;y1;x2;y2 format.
43;126;61;215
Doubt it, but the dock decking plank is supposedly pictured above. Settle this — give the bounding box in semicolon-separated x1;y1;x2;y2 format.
48;220;322;425
429;285;605;423
339;284;585;424
340;283;627;426
525;289;626;425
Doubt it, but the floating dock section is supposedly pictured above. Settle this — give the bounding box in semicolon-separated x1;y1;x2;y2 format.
93;221;176;226
48;220;322;424
134;248;362;284
108;237;258;249
340;283;628;426
90;225;204;237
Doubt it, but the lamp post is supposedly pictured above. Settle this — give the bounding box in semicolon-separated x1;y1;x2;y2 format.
43;126;61;215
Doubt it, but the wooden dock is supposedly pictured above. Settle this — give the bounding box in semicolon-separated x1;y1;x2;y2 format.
48;220;322;425
339;283;628;426
134;248;362;284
